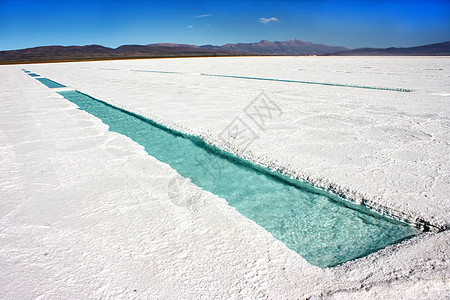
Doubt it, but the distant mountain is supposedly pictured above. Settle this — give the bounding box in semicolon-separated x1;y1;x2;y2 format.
0;39;348;64
203;39;348;55
1;40;448;64
0;44;242;64
327;41;450;56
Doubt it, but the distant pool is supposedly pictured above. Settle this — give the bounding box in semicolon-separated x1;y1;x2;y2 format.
55;89;418;267
36;78;66;88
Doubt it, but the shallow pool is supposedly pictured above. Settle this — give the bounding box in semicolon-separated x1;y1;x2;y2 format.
36;78;66;88
55;90;418;267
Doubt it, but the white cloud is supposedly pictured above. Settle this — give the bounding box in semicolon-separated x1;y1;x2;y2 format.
187;25;193;29
194;14;212;18
258;17;278;25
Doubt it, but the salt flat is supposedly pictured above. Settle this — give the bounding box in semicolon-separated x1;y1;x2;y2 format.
0;57;449;298
25;56;450;229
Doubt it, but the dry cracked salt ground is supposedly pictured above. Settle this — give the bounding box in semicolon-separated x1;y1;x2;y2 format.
0;57;449;299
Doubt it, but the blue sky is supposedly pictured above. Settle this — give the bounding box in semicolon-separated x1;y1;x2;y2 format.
0;0;449;50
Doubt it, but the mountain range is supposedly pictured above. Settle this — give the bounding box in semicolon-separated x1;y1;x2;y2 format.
0;39;347;64
329;41;450;56
201;39;348;55
0;40;449;64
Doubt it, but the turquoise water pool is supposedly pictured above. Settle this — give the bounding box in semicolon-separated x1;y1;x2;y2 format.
36;78;66;88
55;90;418;267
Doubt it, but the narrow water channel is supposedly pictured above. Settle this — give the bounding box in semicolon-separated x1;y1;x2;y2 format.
54;89;418;267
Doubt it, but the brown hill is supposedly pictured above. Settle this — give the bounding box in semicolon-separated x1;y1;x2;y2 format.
0;44;241;64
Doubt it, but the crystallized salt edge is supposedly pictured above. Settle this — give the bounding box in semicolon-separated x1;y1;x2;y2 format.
60;88;445;232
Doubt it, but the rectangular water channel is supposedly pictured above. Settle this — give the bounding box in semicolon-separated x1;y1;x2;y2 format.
54;89;418;267
36;78;66;88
